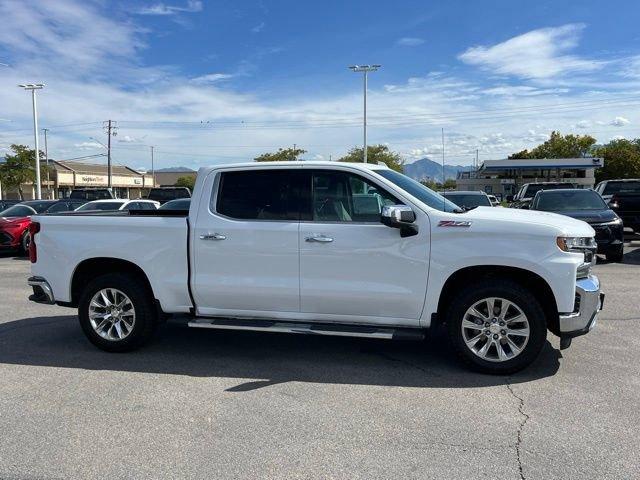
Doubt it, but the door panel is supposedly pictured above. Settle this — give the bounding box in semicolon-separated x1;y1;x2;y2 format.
299;169;430;324
192;169;303;315
299;222;429;321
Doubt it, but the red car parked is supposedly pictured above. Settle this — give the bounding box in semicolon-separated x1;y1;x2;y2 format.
0;200;58;254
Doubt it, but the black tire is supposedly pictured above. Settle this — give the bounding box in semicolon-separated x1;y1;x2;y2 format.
19;230;30;256
78;273;157;352
605;246;624;263
446;279;547;375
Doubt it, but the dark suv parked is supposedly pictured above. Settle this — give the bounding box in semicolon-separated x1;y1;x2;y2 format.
531;188;624;262
69;188;114;201
147;187;191;205
595;179;640;233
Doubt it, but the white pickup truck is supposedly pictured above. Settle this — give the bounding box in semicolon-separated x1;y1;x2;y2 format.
27;162;604;374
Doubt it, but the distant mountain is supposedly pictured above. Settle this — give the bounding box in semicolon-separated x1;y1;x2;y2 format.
403;157;471;183
155;166;195;172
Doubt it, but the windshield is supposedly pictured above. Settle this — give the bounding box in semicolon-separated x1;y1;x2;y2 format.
602;181;640;194
0;204;37;217
76;201;125;211
150;188;191;200
159;198;191;210
525;183;573;197
45;202;81;213
376;170;459;212
535;190;607;211
443;193;491;208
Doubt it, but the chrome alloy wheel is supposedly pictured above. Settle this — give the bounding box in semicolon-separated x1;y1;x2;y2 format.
88;288;136;341
461;297;530;362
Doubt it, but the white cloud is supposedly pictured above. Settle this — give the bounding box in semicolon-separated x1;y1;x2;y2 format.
73;141;104;150
189;73;234;84
458;24;603;79
397;37;424;47
251;22;265;33
118;135;141;143
1;2;639;170
575;120;590;129
0;0;143;72
610;116;630;126
136;1;203;16
481;85;569;96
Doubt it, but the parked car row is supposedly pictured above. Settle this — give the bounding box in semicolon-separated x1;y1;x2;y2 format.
0;196;187;255
436;178;638;263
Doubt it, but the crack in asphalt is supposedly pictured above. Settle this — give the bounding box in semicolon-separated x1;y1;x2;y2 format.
506;382;530;480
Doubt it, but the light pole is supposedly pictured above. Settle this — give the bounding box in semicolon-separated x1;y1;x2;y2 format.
18;83;45;199
43;128;51;198
348;64;381;164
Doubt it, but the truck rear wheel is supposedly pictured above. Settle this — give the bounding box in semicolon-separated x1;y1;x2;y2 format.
446;279;547;374
78;273;157;352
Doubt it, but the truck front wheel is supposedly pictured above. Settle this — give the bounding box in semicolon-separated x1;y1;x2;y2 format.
78;273;157;352
446;280;547;374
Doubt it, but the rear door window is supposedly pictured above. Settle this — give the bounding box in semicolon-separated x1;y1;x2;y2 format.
216;169;306;221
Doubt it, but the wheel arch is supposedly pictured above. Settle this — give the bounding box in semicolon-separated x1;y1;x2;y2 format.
70;257;155;308
435;265;560;335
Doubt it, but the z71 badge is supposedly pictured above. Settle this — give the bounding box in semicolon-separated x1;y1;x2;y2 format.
438;220;472;227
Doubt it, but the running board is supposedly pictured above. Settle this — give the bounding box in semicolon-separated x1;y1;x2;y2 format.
187;318;425;341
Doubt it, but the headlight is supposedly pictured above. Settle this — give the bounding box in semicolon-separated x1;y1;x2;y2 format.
556;236;596;252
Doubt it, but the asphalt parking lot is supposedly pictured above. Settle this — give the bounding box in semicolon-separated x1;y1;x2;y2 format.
1;244;639;480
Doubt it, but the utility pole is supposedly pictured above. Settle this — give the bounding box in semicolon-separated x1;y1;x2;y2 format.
348;64;381;163
18;83;45;199
442;128;446;210
103;120;117;190
293;143;297;161
43;128;50;198
150;146;155;188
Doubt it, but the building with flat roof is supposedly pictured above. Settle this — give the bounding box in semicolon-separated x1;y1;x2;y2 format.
456;157;604;201
0;160;154;200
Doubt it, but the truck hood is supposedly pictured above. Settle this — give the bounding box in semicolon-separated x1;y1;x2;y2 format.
459;206;595;236
538;209;617;224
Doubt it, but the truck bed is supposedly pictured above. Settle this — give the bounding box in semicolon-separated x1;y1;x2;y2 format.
31;212;193;313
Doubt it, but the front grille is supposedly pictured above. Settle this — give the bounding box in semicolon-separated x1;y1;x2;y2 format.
575;246;597;278
573;293;581;313
593;226;609;240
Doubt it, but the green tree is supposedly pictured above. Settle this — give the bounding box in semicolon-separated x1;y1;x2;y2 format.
254;147;307;162
593;138;640;182
338;144;405;172
420;178;456;191
509;131;596;159
174;175;196;190
0;144;45;200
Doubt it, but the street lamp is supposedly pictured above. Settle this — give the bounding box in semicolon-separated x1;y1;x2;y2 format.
18;83;45;199
348;64;381;164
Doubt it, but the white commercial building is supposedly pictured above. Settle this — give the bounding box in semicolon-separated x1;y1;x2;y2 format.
456;157;604;201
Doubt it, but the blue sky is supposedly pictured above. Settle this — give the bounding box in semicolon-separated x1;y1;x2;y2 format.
1;0;640;170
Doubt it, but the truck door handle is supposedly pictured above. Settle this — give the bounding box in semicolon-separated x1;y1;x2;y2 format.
200;233;226;241
305;235;333;243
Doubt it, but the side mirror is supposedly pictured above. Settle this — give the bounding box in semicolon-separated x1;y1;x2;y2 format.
381;205;418;237
506;195;514;203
